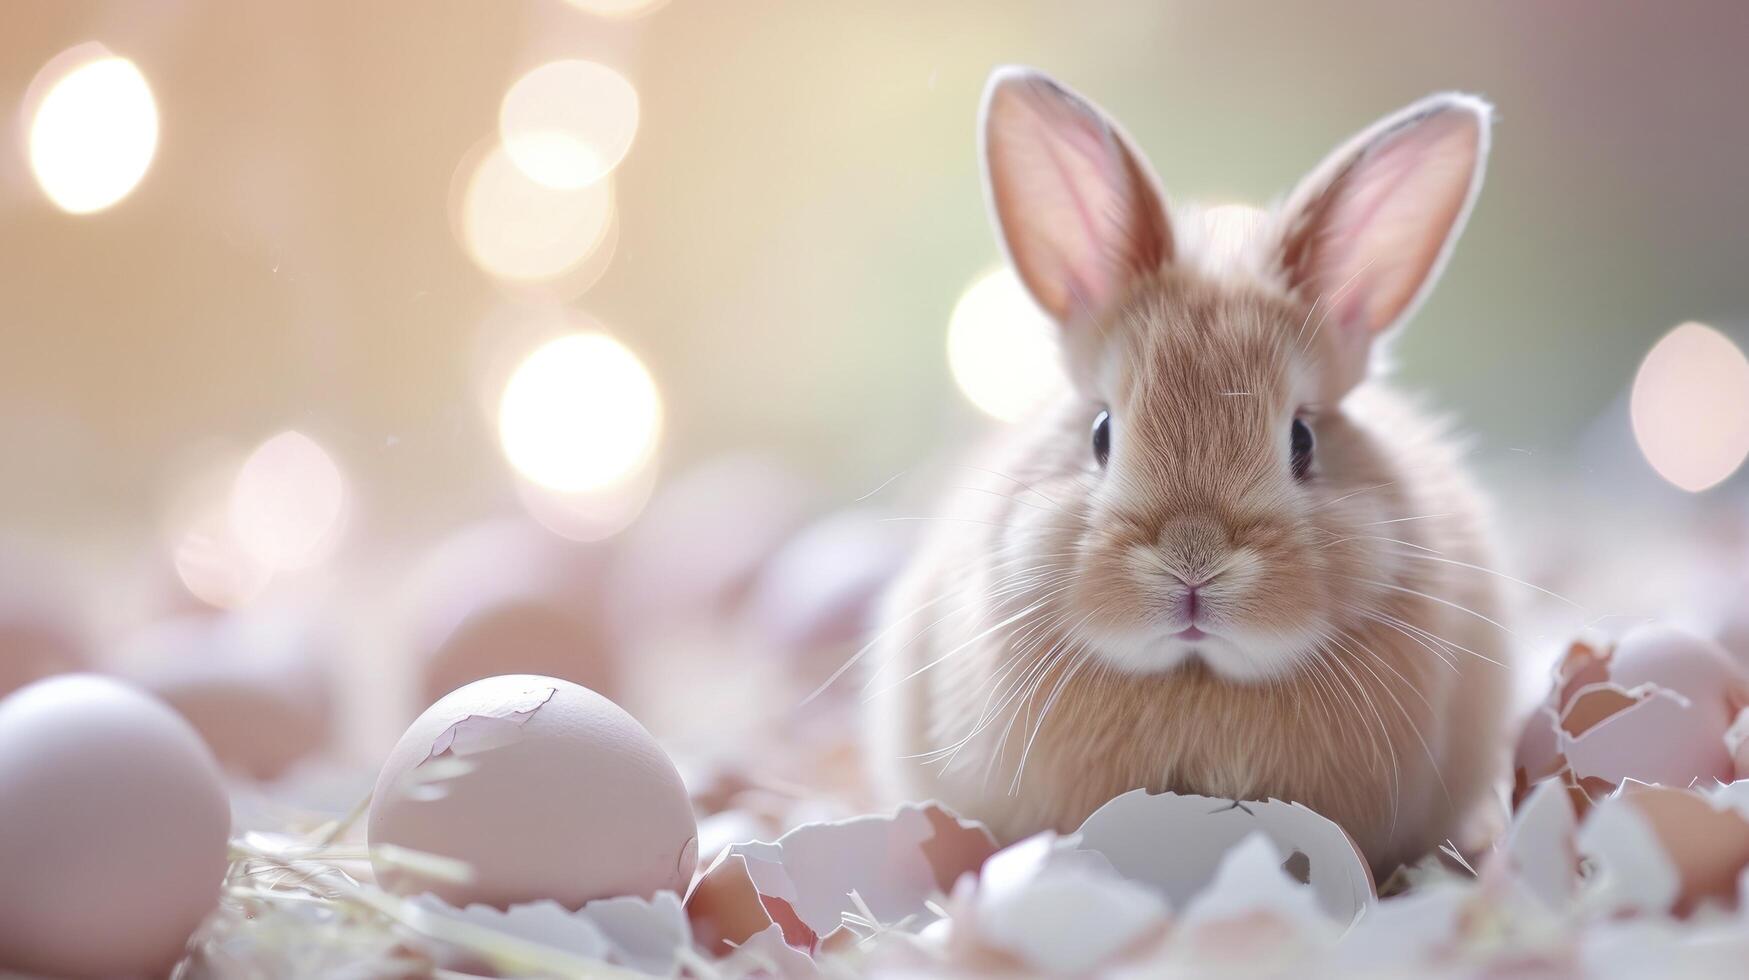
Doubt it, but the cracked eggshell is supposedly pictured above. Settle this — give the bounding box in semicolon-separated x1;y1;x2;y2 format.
1557;682;1733;788
1575;783;1749;917
369;675;696;909
1513;635;1612;797
685;802;997;954
1609;625;1749;735
112;613;334;781
0;674;230;978
1073;789;1375;925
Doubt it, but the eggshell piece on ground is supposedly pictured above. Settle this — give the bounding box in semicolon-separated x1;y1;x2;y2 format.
0;674;230;978
686;802;996;954
369;675;696;910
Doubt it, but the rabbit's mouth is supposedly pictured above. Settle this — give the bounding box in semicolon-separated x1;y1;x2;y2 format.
1173;625;1209;641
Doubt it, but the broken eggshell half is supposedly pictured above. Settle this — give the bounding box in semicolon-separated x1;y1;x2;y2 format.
1072;788;1376;926
369;674;697;910
1514;626;1749;804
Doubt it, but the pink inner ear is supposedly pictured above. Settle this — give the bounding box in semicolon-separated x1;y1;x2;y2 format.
1296;105;1483;339
983;72;1171;327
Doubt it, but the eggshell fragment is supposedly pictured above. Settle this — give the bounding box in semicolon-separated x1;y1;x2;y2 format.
957;833;1167;974
1513;634;1612;797
369;675;696;909
1575;783;1749;917
0;675;230;978
1498;778;1580;910
1557;682;1734;788
112;613;334;780
1073;789;1375;925
686;802;996;954
1173;833;1341;965
1609;625;1749;734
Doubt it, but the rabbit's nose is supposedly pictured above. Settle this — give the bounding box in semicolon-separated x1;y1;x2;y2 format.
1159;514;1230;581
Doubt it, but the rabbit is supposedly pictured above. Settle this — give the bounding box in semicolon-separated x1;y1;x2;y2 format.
866;66;1512;879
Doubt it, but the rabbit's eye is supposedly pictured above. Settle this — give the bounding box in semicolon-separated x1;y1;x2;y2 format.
1091;410;1112;467
1290;417;1314;480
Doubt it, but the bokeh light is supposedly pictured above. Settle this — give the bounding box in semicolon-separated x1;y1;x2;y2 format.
561;0;670;18
1630;321;1749;493
27;46;159;214
515;460;658;543
172;504;273;610
228;431;348;570
500;60;639;190
459;141;616;282
946;267;1065;422
498;333;662;493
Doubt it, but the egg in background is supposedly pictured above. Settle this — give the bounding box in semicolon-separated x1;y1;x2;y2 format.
0;550;92;696
112;612;335;781
400;517;618;714
605;454;817;641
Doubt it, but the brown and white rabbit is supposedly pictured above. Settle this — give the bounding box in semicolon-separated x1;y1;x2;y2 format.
867;67;1511;878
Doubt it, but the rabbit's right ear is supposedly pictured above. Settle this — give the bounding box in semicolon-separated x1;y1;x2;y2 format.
981;67;1173;331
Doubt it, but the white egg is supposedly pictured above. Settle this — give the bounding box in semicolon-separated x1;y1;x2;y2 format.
0;675;230;977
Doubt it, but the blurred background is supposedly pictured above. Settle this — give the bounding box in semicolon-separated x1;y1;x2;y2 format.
3;0;1749;785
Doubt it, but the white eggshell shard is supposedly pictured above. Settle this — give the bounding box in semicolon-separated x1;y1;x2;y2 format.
1502;778;1581;910
1072;789;1375;924
411;891;690;977
1175;832;1341;943
965;833;1167;975
369;675;697;910
692;801;997;946
1576;788;1687;916
0;674;230;978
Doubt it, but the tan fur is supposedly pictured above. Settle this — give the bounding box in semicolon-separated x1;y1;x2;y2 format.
867;210;1511;879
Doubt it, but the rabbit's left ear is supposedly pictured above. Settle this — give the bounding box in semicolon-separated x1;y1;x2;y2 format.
1280;93;1491;398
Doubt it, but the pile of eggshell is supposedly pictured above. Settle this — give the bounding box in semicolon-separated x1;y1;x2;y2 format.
16;451;1749;977
0;454;922;978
